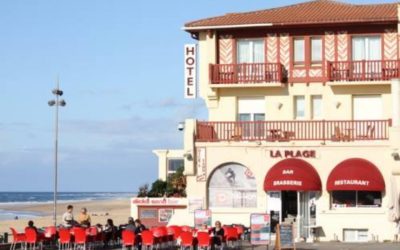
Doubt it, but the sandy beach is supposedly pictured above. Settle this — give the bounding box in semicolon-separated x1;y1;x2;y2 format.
0;199;131;234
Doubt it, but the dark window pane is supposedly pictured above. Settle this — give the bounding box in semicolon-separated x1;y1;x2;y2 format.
331;191;356;208
140;209;157;218
357;191;381;207
168;159;184;172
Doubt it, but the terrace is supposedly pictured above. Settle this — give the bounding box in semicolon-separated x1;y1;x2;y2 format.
196;120;391;142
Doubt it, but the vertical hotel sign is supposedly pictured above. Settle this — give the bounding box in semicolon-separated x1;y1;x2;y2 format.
184;44;197;99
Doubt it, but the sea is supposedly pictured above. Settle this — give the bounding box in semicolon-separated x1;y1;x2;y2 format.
0;192;134;221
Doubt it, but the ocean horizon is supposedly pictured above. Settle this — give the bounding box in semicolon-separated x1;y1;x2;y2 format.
0;191;135;221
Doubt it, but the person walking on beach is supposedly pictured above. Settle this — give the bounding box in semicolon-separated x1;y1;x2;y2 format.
62;205;75;228
77;207;91;227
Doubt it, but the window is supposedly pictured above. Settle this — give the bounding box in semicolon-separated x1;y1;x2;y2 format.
140;209;157;218
331;191;382;208
352;36;381;61
237;39;265;63
167;159;184;176
311;95;322;119
311;38;322;63
294;38;305;64
208;163;257;208
294;96;305;119
238;98;265;138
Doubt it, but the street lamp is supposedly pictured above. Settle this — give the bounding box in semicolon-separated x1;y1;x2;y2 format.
48;80;66;227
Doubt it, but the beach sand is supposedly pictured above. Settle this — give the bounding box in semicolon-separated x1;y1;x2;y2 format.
0;199;131;234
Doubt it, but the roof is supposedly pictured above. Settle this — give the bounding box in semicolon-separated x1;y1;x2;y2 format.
184;0;398;30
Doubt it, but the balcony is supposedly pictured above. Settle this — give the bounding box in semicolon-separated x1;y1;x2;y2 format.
209;63;284;85
196;120;391;142
328;60;400;82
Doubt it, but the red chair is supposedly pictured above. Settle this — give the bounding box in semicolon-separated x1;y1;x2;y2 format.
180;226;193;233
121;230;136;250
232;225;244;239
224;227;239;248
58;228;71;250
196;232;211;250
86;227;100;247
167;225;182;246
73;227;91;250
141;230;157;250
43;226;57;245
25;228;43;250
152;227;167;248
9;227;26;250
179;231;194;250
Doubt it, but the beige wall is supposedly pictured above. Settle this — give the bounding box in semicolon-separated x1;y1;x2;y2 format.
206;83;392;122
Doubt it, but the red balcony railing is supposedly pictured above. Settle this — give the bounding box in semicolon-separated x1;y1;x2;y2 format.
328;60;400;82
210;63;284;84
196;120;391;142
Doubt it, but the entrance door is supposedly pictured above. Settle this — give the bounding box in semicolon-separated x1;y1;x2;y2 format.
281;191;298;223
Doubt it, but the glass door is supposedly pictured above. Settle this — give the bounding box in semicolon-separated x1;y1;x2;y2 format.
267;191;281;234
298;192;310;240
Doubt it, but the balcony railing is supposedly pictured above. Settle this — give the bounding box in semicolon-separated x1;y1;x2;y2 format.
328;60;400;82
210;63;284;84
196;120;391;142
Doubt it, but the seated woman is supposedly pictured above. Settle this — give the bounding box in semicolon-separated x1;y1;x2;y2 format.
103;219;117;247
77;207;91;227
25;221;44;239
210;221;225;248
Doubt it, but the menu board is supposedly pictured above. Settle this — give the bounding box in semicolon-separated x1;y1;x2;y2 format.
194;209;212;229
250;213;271;245
275;224;295;250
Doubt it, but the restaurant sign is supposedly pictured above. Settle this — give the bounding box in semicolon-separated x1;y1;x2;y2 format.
334;179;370;186
184;44;197;99
270;150;316;159
131;198;187;206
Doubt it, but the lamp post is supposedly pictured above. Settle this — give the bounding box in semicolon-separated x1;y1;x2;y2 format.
48;80;66;227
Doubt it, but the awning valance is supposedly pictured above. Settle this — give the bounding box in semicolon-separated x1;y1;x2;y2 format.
264;159;322;191
327;158;385;191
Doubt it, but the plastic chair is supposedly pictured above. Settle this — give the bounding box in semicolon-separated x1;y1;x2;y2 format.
179;231;194;250
25;228;43;250
224;227;239;248
121;230;136;250
43;226;57;245
196;232;211;250
86;227;100;247
58;228;71;250
73;227;91;250
9;227;26;250
167;225;182;245
141;230;157;250
180;226;193;233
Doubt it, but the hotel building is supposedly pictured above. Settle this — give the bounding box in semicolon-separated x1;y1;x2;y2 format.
154;0;400;242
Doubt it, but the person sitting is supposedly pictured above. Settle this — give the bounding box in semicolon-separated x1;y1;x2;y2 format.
25;220;44;239
124;217;136;232
103;219;117;247
210;221;225;248
62;205;76;228
77;207;91;227
134;219;146;234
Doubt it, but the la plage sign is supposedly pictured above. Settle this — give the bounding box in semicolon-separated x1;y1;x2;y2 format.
270;149;316;158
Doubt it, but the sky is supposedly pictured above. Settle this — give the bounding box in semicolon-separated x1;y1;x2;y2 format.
0;0;396;192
